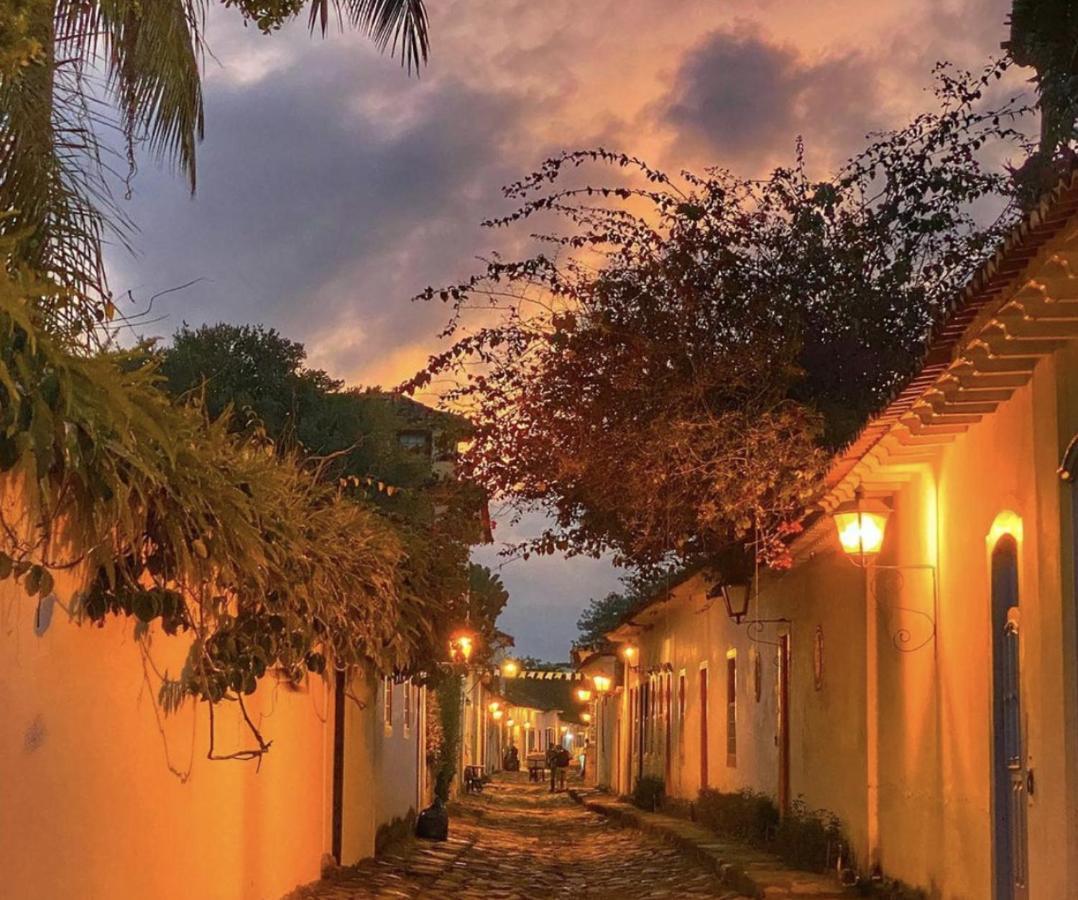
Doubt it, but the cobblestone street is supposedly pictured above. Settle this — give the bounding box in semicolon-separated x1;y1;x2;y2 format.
293;774;746;899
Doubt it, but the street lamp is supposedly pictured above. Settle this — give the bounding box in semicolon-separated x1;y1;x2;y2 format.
501;660;519;678
576;687;592;702
720;583;751;624
832;490;892;561
488;700;501;713
492;708;503;721
581;712;592;724
448;630;475;664
592;674;612;694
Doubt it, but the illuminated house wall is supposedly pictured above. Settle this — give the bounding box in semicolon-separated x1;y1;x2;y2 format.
596;174;1078;897
0;570;428;899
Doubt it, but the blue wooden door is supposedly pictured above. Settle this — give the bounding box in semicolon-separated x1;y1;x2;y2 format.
991;535;1029;900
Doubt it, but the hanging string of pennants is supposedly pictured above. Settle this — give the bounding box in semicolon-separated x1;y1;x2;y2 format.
488;668;582;680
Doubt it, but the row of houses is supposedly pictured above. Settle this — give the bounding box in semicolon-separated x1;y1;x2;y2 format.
576;171;1078;899
462;666;590;778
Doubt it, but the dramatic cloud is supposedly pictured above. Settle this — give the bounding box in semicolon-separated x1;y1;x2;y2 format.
661;26;884;169
104;0;1018;660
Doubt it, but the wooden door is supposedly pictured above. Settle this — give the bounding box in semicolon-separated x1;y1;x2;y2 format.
331;669;346;862
991;535;1029;900
700;667;709;790
778;635;790;815
665;673;672;784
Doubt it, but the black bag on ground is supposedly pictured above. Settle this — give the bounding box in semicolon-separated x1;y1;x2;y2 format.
415;798;449;841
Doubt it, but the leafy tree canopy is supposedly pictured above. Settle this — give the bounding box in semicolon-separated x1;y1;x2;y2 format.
157;321;499;679
1006;0;1078;176
409;61;1035;573
575;567;687;647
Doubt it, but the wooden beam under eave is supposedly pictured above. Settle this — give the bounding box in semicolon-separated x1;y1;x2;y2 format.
898;417;971;437
975;327;1063;357
904;406;983;427
931;383;1014;404
940;367;1032;391
991;312;1078;340
922;392;1001;416
960;347;1041;372
890;428;958;447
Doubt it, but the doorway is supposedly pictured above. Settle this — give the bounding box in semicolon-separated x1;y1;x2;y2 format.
777;635;790;815
331;669;346;863
700;666;709;790
991;534;1028;900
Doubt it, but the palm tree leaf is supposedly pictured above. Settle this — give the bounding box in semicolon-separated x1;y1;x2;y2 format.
309;0;429;73
56;0;206;191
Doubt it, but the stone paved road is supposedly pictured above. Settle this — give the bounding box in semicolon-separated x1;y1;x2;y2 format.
291;774;746;899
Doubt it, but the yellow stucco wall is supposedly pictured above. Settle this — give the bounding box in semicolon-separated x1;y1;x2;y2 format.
0;578;334;900
1;576;427;897
608;341;1078;897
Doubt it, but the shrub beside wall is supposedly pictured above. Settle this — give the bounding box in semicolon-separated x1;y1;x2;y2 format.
692;790;847;874
631;776;665;811
695;788;779;848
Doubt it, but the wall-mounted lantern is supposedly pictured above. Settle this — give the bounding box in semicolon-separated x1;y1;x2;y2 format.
708;580;752;624
448;630;475;664
592;674;612;694
575;687;592;702
721;583;751;623
832;489;892;560
500;659;519;678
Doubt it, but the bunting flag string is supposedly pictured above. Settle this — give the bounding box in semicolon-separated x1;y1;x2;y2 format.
487;668;582;680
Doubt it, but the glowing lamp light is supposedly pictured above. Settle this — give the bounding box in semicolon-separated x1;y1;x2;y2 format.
581;712;592;724
576;687;592;702
560;725;568;733
507;717;515;727
501;660;519;678
832;494;891;558
622;644;637;662
592;674;612;694
488;701;501;713
449;631;474;664
491;708;503;721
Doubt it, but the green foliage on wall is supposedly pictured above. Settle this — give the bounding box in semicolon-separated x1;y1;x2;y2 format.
431;674;463;802
0;257;471;755
695;788;779;848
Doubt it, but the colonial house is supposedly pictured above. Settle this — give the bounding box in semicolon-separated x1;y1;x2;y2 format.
586;170;1078;899
0;395;468;900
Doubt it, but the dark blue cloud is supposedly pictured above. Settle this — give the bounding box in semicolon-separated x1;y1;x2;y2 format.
663;27;885;168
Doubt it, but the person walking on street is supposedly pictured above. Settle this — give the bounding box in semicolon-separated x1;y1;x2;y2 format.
546;741;559;792
555;745;571;791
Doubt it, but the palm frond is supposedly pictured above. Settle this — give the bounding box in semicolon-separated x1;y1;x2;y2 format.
309;0;429;73
0;2;123;334
56;0;206;191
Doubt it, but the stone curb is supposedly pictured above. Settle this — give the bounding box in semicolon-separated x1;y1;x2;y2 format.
569;789;849;900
